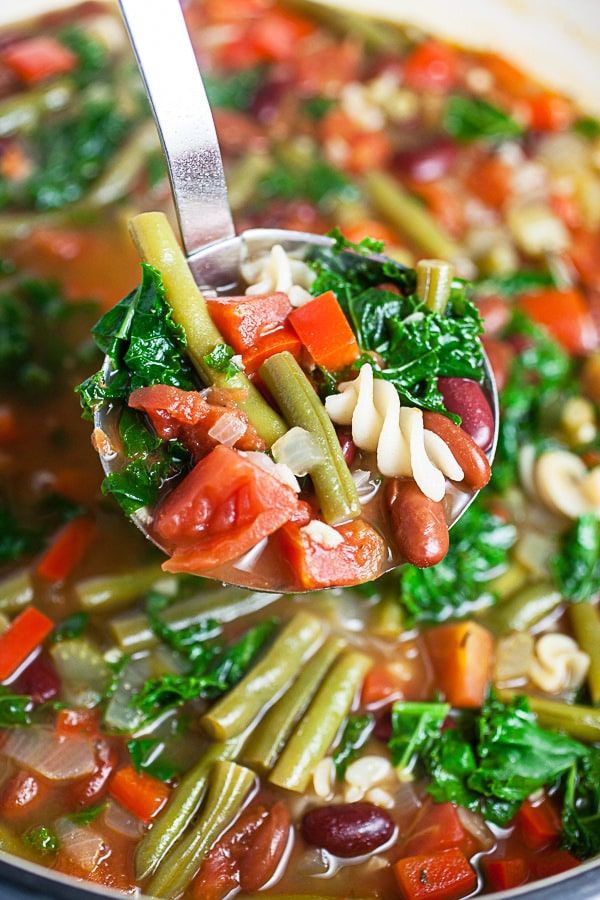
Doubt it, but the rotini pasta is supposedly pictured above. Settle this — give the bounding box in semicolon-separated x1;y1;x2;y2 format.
325;363;464;502
529;633;590;693
241;243;315;306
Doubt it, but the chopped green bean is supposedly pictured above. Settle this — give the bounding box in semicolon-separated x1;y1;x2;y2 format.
269;649;372;792
569;602;600;704
0;568;33;614
74;563;165;613
201;611;323;740
495;690;600;743
145;760;256;899
134;735;245;881
128;212;287;447
111;587;280;653
243;634;347;773
364;170;458;258
83;120;159;208
282;0;408;51
415;259;454;313
478;581;563;636
0;79;74;138
260;351;361;525
369;589;405;638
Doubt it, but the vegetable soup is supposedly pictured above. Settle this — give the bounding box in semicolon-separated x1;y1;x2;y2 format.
0;1;600;898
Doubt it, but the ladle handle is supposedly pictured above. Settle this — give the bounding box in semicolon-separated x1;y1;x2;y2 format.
117;0;235;256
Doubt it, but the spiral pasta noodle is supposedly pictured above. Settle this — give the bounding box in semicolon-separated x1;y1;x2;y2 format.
325;363;464;502
241;243;315;306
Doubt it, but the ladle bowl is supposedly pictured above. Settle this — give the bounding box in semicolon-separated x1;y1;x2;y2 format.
92;0;499;593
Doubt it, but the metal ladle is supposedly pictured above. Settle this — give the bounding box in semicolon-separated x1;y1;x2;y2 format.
94;0;499;592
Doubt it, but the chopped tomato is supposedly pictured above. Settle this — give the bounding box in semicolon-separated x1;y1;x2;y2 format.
518;91;575;132
394;847;477;900
400;801;474;859
403;39;461;93
205;292;301;373
128;383;264;456
361;663;407;707
108;765;171;822
516;286;599;355
482;856;529;891
515;795;561;851
423;621;493;708
245;8;315;63
291;37;362;96
278;518;386;589
288;290;360;370
36;515;97;584
0;606;55;681
320;109;393;174
408;180;465;237
1;36;77;84
478;51;533;97
154;444;311;573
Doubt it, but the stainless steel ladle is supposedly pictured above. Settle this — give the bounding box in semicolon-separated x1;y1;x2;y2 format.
94;0;499;592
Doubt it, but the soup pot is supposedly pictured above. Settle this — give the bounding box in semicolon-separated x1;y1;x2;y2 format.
0;0;599;898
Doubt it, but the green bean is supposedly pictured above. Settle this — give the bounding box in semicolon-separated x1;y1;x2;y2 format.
495;690;600;743
364;170;458;259
569;602;600;704
260;352;361;525
415;259;454;313
269;649;372;792
146;760;256;899
0;568;33;614
282;0;408;51
243;634;347;773
74;563;165;613
83;120;159;209
478;581;563;636
0;79;74;138
134;734;245;881
111;587;281;653
201;611;324;740
128;212;287;447
369;589;405;638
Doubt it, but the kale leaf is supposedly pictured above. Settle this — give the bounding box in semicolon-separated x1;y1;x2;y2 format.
333;713;375;780
443;94;524;142
562;750;600;858
398;502;516;623
473;269;557;297
203;67;264;111
0;685;32;727
552;514;600;602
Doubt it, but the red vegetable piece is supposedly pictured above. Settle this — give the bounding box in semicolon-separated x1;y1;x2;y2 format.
402;38;461;94
517;286;598;355
1;36;77;84
288;290;360;370
0;770;53;820
36;515;97;583
278;518;386;589
530;848;580;880
0;606;54;681
154;444;311;573
301;801;395;857
205;291;292;350
482;856;529;891
401;802;473;858
394;847;477;900
515;795;561;850
423;620;494;708
108;765;171;822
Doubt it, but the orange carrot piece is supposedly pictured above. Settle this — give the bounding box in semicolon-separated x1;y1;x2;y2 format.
36;516;97;583
423;620;494;708
108;765;171;822
288;290;360;371
394;847;477;900
0;606;54;681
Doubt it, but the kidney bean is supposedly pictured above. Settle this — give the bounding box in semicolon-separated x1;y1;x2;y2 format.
336;427;356;467
436;376;495;451
301;801;395;858
239;801;290;890
423;410;491;491
393;136;457;182
385;478;449;568
14;652;60;704
69;737;118;808
251;77;291;123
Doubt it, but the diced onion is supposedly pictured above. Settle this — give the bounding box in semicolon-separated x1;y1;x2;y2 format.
55;819;107;873
272;426;324;476
241;450;300;492
50;638;111;709
103;799;145;839
207;413;247;447
3;727;96;780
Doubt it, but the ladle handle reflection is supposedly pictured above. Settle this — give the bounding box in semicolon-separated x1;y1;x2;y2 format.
117;0;235;256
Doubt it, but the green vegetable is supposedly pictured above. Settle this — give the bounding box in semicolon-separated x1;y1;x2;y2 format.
258;155;352;207
203;342;241;378
552;514;600;602
127;738;180;782
443;94;524;142
23;826;59;856
398;503;516;623
50;612;89;642
473;269;557;297
202;67;264;111
333;713;375;779
389;701;450;774
68;805;104;827
562;751;600;858
569;603;600;705
390;693;589;827
0;504;42;564
0;685;32;727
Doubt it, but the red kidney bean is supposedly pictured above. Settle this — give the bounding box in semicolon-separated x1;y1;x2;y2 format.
301;801;395;858
14;652;60;704
422;410;491;491
393;136;458;182
336;427;356;467
69;737;118;808
385;478;449;568
436;376;495;451
251;77;291;123
239;801;290;890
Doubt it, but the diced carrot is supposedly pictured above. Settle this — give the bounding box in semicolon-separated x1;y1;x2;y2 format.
529;848;580;880
423;621;494;708
320;109;393;174
482;856;529;891
0;143;31;181
516;286;599;355
241;328;302;374
0;606;54;681
278;519;386;589
341;219;400;248
466;155;512;209
568;228;600;291
518;91;575;132
1;36;77;85
394;847;477;900
288;290;360;371
108;765;171;822
479;52;533;97
515;795;561;851
246;8;315;63
403;39;461;94
36;516;97;584
291;37;362;96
